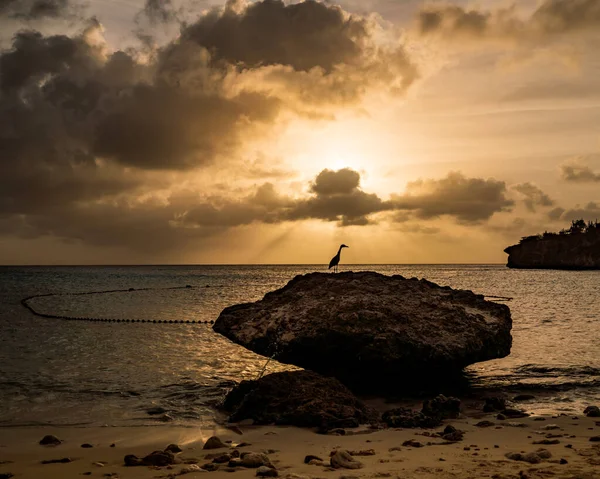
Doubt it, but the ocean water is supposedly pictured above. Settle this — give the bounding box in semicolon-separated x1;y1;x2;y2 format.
0;265;598;428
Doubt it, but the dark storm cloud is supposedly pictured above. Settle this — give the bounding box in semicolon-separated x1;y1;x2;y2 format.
512;183;554;212
0;0;78;20
181;0;368;72
0;1;420;252
560;160;600;182
416;0;600;41
390;172;514;223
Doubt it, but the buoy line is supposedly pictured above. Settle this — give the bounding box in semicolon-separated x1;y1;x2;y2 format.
20;286;214;325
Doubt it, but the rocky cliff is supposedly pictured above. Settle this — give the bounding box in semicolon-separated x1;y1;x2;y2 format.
213;272;512;391
505;228;600;270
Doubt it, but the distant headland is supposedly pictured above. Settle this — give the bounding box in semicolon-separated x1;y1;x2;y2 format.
504;219;600;270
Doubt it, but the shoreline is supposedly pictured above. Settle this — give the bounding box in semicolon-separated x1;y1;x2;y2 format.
1;408;599;479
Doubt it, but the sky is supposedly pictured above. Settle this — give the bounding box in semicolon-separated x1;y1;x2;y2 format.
0;0;599;265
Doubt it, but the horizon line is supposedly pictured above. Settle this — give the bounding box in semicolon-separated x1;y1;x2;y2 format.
0;263;507;267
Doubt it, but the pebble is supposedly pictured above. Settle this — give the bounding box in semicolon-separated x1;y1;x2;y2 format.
560;458;568;464
41;457;72;464
584;406;600;418
80;443;93;448
402;440;424;448
257;466;278;477
146;407;167;416
201;463;220;471
304;455;324;464
532;439;560;445
590;436;600;442
204;436;229;450
475;421;495;428
330;450;363;469
39;435;62;446
180;465;202;474
165;443;182;453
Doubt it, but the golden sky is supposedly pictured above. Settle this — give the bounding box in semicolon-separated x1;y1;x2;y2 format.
0;0;599;264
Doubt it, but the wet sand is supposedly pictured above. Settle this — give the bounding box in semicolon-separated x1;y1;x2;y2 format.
1;412;599;479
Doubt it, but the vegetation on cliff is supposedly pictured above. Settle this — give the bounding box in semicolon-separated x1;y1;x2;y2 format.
505;219;600;270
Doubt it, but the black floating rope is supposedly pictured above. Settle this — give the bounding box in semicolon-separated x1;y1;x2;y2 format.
20;286;215;325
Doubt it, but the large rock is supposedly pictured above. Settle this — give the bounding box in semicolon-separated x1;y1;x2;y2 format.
214;272;512;389
223;370;376;430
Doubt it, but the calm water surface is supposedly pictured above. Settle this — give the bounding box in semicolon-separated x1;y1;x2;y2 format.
0;265;598;428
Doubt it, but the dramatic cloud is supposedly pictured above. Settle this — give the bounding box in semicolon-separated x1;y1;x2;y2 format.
560;159;600;182
512;183;554;212
0;0;77;20
390;172;514;223
549;202;600;222
416;0;600;42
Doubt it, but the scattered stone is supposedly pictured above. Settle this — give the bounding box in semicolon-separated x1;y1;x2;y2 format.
180;465;202;474
41;457;72;464
382;408;440;429
141;450;176;467
201;463;220;471
584;406;600;418
590;436;600;442
223;371;374;431
330;450;363;469
203;436;229;450
502;409;529;419
212;454;232;464
241;453;271;468
229;458;243;468
110;443;116;448
541;424;560;430
146;407;167;415
513;395;536;402
533;417;546;421
165;444;182;454
237;442;252;448
533;439;560;445
81;443;93;448
475;421;495;428
39;435;62;446
348;449;375;456
496;414;506;420
0;474;13;479
213;272;513;390
402;440;424;448
440;425;464;442
422;395;461;420
257;466;278;477
560;458;568;464
536;449;552;459
483;397;506;413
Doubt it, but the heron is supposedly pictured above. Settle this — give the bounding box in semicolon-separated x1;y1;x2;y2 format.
328;244;349;273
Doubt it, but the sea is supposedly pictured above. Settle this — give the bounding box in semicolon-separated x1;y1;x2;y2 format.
0;265;599;429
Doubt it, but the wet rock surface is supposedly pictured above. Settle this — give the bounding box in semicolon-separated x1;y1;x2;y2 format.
223;370;376;430
214;272;512;390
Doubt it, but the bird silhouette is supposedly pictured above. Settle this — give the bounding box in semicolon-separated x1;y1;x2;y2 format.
328;244;349;273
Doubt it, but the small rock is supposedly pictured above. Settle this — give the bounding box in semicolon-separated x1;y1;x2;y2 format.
348;449;375;456
257;466;278;477
502;408;529;419
483;397;506;413
229;458;243;468
0;474;13;479
180;465;202;474
203;436;228;450
241;453;271;468
496;414;506;420
237;442;252;448
80;443;93;448
165;444;182;454
522;453;542;464
475;421;495;428
304;455;324;464
124;454;144;467
532;439;560;445
541;424;560;430
402;440;424;448
330;450;363;469
560;458;568;464
146;407;167;415
536;449;552;459
584;406;600;418
142;450;176;467
533;417;546;421
39;435;62;446
110;443;116;448
513;395;536;402
201;463;220;471
590;436;600;442
212;454;232;464
41;457;72;464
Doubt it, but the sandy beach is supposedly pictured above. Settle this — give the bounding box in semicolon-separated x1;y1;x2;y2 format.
1;409;599;479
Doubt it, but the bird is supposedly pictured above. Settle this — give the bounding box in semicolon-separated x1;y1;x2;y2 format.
328;244;349;273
